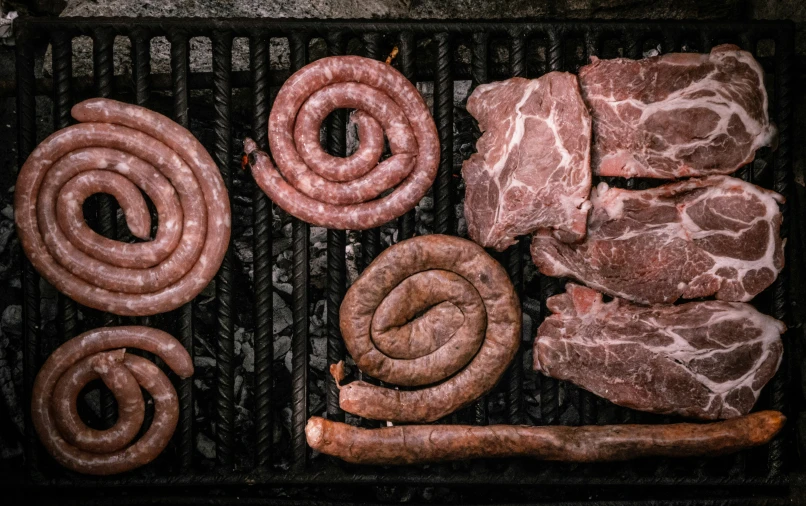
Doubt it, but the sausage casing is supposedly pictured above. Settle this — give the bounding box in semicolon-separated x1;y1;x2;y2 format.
306;411;785;465
15;98;230;316
243;55;439;230
338;234;521;423
31;326;193;475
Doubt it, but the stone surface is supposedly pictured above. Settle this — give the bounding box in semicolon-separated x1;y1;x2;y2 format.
556;0;743;19
50;0;552;77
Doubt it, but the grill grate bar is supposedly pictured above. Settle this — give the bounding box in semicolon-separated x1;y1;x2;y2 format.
360;33;383;266
16;26;40;479
20;469;790;488
170;32;195;472
573;29;597;429
52;32;72;129
433;32;454;236
289;31;310;473
250;33;274;469
353;33;384;415
470;30;489;426
52;32;79;358
325;31;347;424
538;28;564;427
396;31;417;241
131;29;151;106
767;21;795;476
505;32;527;426
171;33;190;126
213;31;235;470
91;27;120;428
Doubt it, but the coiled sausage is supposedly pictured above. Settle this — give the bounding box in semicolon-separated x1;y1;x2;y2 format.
31;326;193;475
338;234;521;422
243;55;439;230
15;98;230;316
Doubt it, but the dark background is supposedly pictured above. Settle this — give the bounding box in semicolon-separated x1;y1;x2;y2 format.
0;0;804;503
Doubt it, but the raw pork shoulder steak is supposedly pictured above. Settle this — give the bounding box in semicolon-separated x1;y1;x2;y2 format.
462;73;592;251
531;176;784;304
580;44;777;179
535;284;785;420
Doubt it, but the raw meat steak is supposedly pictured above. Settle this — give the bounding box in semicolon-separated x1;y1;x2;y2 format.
579;44;777;179
535;283;785;420
462;73;592;251
531;176;784;304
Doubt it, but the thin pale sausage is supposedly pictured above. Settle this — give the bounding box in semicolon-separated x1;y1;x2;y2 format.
243;56;439;230
31;326;194;475
15;98;230;316
306;411;785;465
338;234;521;422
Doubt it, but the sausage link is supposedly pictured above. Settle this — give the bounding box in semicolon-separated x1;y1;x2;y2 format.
31;326;194;475
338;234;521;422
15;98;231;316
306;411;785;465
243;56;439;230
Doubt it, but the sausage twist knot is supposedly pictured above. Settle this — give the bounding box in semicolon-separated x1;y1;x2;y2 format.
31;326;194;475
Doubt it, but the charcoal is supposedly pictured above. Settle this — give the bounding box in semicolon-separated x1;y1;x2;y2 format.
274;335;291;361
196;432;216;460
272;293;293;334
309;337;326;371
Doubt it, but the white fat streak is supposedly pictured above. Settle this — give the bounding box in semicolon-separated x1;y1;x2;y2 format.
599;49;774;167
482;76;591;244
557;299;783;410
483;80;542;246
676;178;783;299
540;177;783;303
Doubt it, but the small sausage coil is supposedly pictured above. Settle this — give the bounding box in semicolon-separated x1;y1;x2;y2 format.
337;234;521;423
15;98;231;316
31;326;194;475
307;411;785;465
243;55;439;230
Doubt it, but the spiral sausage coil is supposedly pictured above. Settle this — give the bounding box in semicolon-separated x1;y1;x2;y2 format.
31;326;194;475
243;55;439;230
15;98;231;316
337;235;521;423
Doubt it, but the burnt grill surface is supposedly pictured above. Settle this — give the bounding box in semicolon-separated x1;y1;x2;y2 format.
8;17;797;503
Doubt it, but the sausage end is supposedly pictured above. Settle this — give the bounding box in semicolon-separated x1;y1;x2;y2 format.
305;416;326;449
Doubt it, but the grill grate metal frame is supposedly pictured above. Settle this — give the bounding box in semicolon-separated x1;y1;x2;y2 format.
9;17;797;501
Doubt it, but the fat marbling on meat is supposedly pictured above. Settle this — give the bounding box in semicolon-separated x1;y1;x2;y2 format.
462;72;592;251
531;175;784;304
535;284;785;420
580;44;776;179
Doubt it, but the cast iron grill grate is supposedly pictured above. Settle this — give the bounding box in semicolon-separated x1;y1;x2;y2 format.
10;17;796;499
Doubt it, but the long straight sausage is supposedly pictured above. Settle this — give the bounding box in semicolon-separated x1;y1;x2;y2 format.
243;55;439;230
31;326;194;475
15;98;230;316
306;411;785;465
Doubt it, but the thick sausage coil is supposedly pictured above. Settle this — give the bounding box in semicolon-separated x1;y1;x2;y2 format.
15;98;231;316
306;411;785;465
31;326;194;475
242;55;439;230
338;234;521;423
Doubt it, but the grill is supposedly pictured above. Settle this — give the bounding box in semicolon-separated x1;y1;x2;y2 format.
9;17;797;503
